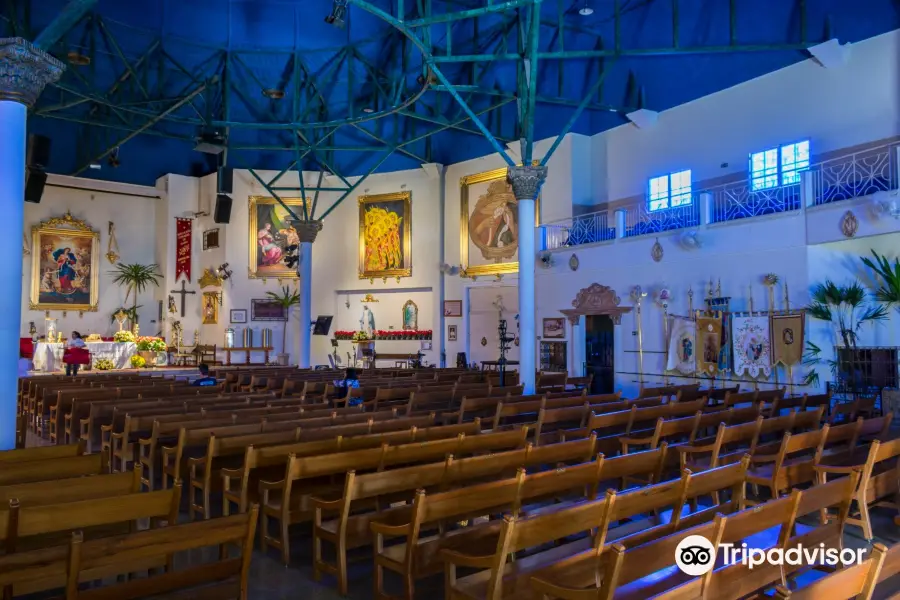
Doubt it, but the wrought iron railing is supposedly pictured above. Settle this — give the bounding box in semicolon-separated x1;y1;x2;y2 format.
708;180;802;223
812;143;898;206
542;211;615;250
623;198;700;238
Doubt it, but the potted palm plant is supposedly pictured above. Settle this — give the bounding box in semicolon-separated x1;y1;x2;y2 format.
266;286;301;366
109;263;163;332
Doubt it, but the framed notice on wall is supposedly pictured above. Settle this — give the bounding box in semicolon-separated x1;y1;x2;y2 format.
443;300;462;317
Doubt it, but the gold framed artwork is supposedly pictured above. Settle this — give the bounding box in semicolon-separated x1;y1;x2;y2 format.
202;292;219;325
358;191;412;281
30;212;100;312
248;195;307;280
460;166;541;278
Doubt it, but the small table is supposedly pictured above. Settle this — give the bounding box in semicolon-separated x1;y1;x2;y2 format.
223;347;273;365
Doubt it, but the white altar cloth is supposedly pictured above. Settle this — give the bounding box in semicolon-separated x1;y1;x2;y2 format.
33;342;138;372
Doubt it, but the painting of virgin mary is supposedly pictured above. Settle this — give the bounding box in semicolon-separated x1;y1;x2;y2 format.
30;212;100;312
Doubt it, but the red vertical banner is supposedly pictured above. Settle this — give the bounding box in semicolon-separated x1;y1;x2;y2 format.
175;217;192;282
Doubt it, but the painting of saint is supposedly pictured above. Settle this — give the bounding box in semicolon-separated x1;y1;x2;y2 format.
460;167;540;277
30;213;100;312
248;196;306;279
202;292;218;325
358;191;411;280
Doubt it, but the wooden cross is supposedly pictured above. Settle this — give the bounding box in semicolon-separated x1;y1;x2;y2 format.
170;280;196;318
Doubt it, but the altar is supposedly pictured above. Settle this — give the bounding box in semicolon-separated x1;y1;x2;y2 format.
32;341;138;372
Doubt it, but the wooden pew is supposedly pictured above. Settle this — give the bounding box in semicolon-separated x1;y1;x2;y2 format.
0;450;110;487
0;506;258;600
313;436;599;595
260;428;529;564
772;542;900;600
0;441;85;463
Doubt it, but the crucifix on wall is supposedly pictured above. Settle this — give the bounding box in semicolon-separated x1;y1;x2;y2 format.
170;280;196;318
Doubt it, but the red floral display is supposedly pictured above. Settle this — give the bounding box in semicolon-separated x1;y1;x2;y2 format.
333;330;432;341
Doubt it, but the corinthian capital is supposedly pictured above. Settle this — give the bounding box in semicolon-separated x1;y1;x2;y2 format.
291;219;324;244
0;38;65;106
506;164;548;201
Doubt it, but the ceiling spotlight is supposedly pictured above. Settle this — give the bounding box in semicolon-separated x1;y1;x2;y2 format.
66;50;90;66
325;0;348;27
578;2;594;16
89;162;101;170
362;107;374;113
263;89;285;100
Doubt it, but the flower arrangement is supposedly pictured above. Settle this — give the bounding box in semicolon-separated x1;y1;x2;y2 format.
130;355;146;369
351;331;370;342
135;336;167;352
334;329;433;341
114;330;136;343
94;358;115;371
334;330;355;341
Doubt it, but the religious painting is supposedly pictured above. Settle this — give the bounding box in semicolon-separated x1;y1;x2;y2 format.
732;315;772;378
666;316;696;375
460;166;541;278
230;309;248;324
696;316;723;375
358;191;412;281
248;196;307;280
448;325;458;342
402;300;418;330
30;212;100;312
542;318;565;339
443;300;463;317
202;292;219;325
771;313;805;366
251;299;287;321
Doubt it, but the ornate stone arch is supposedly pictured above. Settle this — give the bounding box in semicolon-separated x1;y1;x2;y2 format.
560;283;633;325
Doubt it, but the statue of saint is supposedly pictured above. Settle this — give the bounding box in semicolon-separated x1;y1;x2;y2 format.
359;305;376;337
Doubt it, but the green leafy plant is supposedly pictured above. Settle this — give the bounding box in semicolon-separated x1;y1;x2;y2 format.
861;250;900;308
265;286;301;355
805;279;887;395
109;263;162;329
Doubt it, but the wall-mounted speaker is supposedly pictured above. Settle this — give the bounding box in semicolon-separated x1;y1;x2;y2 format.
26;135;51;169
218;167;233;194
214;193;233;224
24;169;47;203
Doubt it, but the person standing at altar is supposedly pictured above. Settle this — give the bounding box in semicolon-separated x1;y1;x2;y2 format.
53;247;78;292
65;331;86;376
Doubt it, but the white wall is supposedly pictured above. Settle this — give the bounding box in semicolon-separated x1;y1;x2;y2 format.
597;30;900;203
21;176;162;338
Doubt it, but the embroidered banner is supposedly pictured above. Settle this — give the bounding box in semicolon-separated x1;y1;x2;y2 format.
718;312;733;372
666;316;696;375
696;316;723;375
771;313;804;366
175;217;192;282
732;315;772;378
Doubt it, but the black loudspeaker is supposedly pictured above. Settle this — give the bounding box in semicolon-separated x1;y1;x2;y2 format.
24;169;47;203
26;135;51;169
214;193;233;224
218;167;233;194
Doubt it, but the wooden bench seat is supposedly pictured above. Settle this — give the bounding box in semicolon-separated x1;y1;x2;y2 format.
260;427;530;564
0;440;85;463
0;450;110;487
0;506;257;600
313;435;600;595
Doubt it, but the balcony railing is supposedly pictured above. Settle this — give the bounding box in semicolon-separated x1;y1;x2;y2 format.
540;142;900;251
811;143;898;206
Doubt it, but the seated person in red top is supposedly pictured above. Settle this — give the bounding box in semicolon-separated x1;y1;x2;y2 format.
192;363;217;387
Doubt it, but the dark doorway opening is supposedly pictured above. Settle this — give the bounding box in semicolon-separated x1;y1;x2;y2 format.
586;315;614;394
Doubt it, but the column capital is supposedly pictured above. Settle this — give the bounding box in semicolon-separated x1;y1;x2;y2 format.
291;220;324;244
506;164;548;201
0;38;65;107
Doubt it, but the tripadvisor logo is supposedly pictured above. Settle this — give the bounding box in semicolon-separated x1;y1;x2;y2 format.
675;534;867;575
675;535;716;576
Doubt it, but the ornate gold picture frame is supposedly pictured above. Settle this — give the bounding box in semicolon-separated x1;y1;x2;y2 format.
202;291;219;325
30;212;100;312
248;195;307;280
460;166;541;278
358;191;412;282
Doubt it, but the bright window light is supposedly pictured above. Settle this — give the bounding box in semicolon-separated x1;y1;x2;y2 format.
649;170;692;211
750;140;809;189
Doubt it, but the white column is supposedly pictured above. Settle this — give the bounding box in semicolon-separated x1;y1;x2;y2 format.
508;165;548;395
0;38;64;449
0;101;26;450
518;197;536;392
297;241;312;368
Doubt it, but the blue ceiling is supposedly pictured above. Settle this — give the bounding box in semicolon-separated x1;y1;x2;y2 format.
9;0;900;187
